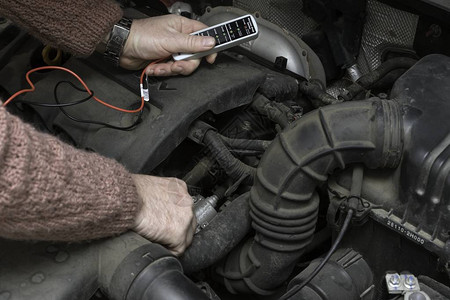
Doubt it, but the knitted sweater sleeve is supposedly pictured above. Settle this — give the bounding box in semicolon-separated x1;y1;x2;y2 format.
0;0;122;56
0;107;140;242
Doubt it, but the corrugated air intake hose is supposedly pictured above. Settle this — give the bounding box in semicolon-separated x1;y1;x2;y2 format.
217;99;404;294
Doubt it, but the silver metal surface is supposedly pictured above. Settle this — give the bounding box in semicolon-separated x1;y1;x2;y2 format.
347;64;363;82
233;0;418;82
389;274;401;286
200;6;325;85
357;0;419;74
405;275;416;288
234;0;318;38
386;273;421;295
193;195;219;233
326;78;352;99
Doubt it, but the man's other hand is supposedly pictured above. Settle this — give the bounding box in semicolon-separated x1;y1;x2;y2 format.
131;174;196;256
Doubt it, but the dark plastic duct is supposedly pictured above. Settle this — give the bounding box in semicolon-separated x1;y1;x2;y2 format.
102;235;209;300
218;99;403;294
0;232;208;300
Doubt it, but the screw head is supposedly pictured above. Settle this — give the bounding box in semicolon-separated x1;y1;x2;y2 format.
405;275;416;287
389;274;400;286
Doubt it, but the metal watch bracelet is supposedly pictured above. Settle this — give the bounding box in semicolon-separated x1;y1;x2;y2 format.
103;17;133;67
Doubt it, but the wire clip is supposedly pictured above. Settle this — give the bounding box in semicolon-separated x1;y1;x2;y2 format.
140;84;149;102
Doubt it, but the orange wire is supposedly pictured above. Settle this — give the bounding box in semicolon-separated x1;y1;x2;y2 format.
3;57;168;113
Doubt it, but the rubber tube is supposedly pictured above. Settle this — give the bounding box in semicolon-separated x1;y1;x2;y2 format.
218;99;404;294
219;135;271;152
180;193;251;274
251;93;292;128
183;156;215;186
204;130;256;185
298;80;340;107
339;58;417;101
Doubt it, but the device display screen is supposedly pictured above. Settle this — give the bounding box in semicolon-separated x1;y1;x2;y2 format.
196;16;257;45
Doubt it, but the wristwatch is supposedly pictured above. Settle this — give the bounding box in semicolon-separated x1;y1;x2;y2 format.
103;17;133;67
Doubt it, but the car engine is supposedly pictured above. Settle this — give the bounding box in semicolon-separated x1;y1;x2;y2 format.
0;0;449;299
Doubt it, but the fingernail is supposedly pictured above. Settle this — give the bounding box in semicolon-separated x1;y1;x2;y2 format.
173;66;183;73
203;37;215;47
147;68;154;75
157;69;166;75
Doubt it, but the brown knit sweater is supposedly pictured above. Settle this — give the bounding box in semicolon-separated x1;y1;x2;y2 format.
0;0;122;56
0;106;139;241
0;1;141;241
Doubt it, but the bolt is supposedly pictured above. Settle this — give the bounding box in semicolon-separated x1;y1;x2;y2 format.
389;274;400;286
405;275;416;287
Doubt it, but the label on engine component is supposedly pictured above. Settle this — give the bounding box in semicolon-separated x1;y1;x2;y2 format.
386;220;425;245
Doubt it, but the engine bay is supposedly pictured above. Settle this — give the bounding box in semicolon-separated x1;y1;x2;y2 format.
0;0;450;299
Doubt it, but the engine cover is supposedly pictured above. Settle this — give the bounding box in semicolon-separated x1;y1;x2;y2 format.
24;54;266;173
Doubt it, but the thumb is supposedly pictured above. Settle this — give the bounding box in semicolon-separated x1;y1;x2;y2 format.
170;34;216;54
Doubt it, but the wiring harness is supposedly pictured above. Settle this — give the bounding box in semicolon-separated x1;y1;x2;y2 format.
2;58;165;130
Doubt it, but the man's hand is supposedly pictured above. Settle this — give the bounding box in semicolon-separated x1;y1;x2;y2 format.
131;174;196;256
120;15;217;76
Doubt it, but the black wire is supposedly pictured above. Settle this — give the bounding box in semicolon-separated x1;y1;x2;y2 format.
16;81;93;107
279;209;355;300
53;81;143;131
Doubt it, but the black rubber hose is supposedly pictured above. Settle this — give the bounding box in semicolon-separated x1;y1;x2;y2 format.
280;209;354;299
204;130;256;185
251;93;291;128
180;193;251;274
219;135;271;152
183;156;215;186
298;80;341;107
339;58;417;101
219;99;404;294
127;258;209;300
228;148;267;156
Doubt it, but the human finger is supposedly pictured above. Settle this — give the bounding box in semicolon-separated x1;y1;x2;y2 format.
170;59;202;76
146;61;175;76
206;53;217;64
